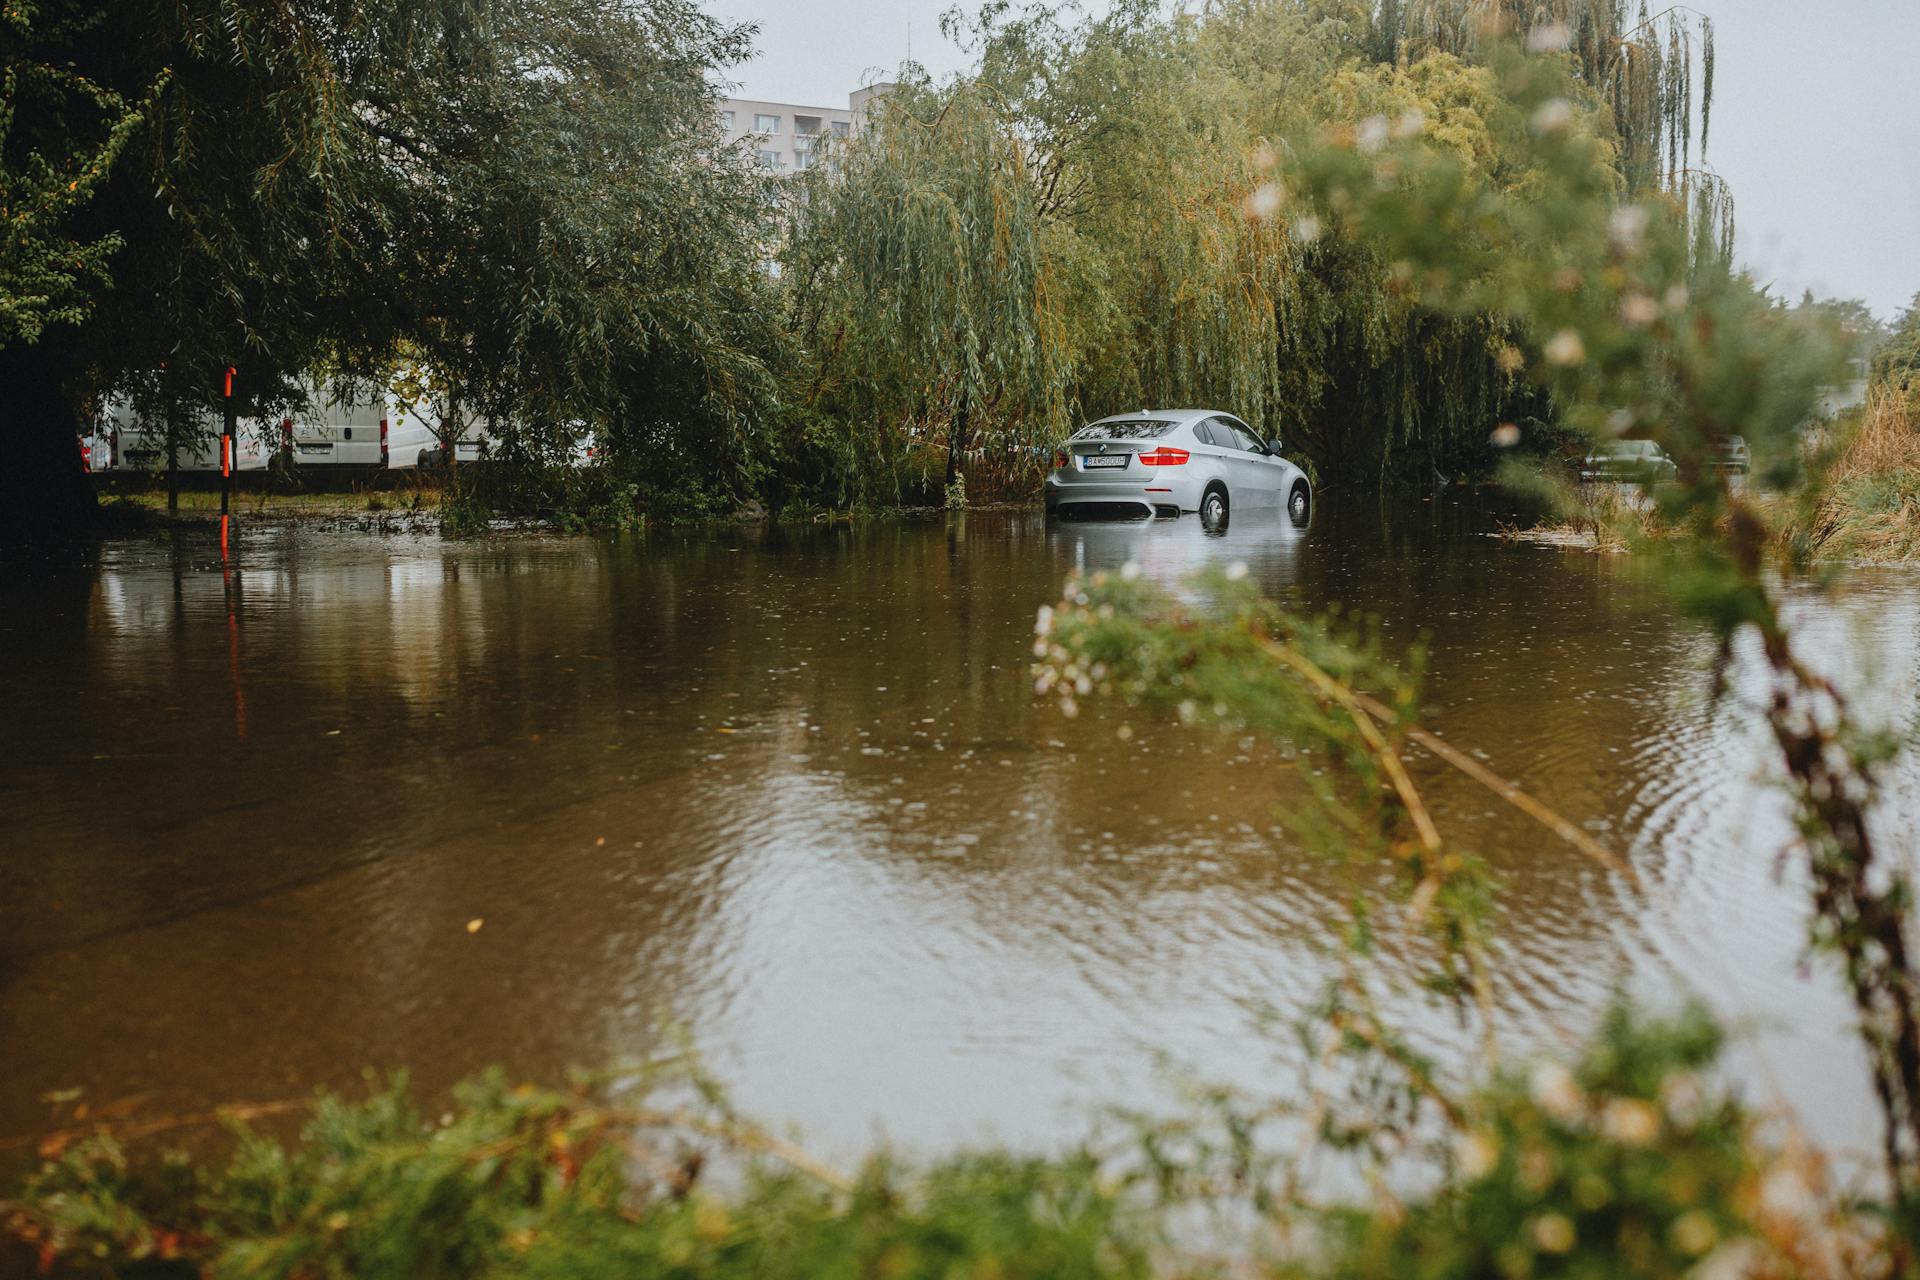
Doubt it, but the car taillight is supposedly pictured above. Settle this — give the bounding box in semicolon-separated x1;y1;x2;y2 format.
1053;449;1068;469
1137;447;1190;466
379;417;390;464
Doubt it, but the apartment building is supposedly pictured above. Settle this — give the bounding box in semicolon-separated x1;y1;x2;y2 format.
718;83;895;173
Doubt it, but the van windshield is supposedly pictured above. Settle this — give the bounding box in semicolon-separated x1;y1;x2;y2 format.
1073;420;1174;440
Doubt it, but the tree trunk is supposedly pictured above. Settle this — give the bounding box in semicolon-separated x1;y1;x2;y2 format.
945;386;970;491
445;386;461;479
166;402;180;513
0;337;99;542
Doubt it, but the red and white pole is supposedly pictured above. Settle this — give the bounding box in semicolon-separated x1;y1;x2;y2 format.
221;365;236;514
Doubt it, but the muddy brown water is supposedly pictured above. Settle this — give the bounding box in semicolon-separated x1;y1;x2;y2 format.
2;503;1916;1173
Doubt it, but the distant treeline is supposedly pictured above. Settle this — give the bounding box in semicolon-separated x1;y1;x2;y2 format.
0;0;1806;531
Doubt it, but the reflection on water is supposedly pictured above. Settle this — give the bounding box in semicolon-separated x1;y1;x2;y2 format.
1;506;1916;1168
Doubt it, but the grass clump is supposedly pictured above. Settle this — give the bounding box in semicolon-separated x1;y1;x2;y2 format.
1785;391;1920;564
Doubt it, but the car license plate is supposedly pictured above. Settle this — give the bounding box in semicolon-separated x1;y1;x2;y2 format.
1083;454;1128;469
298;443;331;455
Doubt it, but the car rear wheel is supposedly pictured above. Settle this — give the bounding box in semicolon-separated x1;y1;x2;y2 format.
1287;482;1310;526
1201;485;1229;528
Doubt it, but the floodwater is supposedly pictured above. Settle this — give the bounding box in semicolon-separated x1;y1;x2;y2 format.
2;504;1917;1172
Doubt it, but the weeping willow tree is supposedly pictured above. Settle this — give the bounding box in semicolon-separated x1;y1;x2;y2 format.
1363;0;1730;252
1078;161;1296;430
782;83;1068;507
778;0;1738;501
1026;11;1302;434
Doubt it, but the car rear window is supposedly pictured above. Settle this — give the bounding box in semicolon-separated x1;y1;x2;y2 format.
1073;420;1175;440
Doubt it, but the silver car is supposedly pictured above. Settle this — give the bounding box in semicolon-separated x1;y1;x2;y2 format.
1044;409;1312;525
1578;438;1678;485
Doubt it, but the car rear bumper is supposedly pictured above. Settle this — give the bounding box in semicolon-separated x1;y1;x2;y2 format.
1045;473;1199;515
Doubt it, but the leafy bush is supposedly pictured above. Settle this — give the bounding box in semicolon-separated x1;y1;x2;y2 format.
4;1067;1154;1280
439;460;653;535
5;1007;1829;1280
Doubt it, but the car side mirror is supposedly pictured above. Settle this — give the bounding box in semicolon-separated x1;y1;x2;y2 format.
1267;438;1283;455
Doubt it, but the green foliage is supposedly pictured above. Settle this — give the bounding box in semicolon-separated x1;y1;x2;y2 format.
777;0;1729;504
441;460;656;536
360;0;781;498
1034;563;1522;1030
0;3;158;345
1269;23;1920;1213
1279;39;1841;496
5;1068;1156;1280
1035;567;1420;856
1873;292;1920;393
2;0;781;527
1311;1005;1774;1280
5;1004;1824;1279
782;73;1068;508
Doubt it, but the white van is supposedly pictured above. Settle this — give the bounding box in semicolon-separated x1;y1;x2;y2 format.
101;396;271;472
418;419;603;467
417;415;498;467
282;379;436;468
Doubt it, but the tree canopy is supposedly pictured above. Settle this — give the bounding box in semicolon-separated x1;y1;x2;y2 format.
0;0;778;533
772;0;1728;506
1;0;1761;529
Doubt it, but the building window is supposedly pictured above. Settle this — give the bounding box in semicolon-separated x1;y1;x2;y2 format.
720;110;735;131
754;113;780;133
831;120;850;138
795;114;822;136
795;150;815;170
758;149;782;170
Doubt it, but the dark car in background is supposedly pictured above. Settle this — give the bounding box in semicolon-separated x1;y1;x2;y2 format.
1580;439;1678;485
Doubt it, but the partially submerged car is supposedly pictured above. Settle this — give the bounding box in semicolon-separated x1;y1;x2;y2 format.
1044;409;1312;525
1714;434;1750;475
1579;438;1678;485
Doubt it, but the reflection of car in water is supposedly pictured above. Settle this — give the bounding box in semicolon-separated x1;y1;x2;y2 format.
1579;439;1678;484
1050;506;1309;598
1045;409;1312;527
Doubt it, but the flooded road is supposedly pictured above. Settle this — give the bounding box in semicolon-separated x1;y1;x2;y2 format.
3;504;1917;1169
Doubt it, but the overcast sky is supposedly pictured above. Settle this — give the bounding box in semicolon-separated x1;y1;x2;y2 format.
704;0;1920;321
